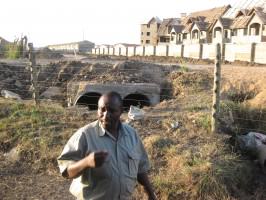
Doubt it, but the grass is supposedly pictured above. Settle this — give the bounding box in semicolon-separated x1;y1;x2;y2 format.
1;65;266;200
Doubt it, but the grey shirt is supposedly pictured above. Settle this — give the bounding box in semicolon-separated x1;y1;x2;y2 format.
58;120;150;200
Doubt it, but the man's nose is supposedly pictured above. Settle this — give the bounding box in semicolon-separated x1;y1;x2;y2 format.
103;110;110;118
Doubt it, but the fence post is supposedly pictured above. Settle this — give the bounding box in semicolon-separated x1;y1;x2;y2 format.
28;43;39;106
211;43;221;133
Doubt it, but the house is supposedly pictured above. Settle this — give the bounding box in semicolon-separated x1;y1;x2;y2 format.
141;17;162;46
170;25;184;44
223;6;266;44
209;17;233;44
48;40;95;53
181;5;231;44
158;18;181;44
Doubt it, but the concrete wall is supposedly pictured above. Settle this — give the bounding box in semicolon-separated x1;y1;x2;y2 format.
202;44;216;60
184;44;201;59
145;45;155;56
128;47;135;56
168;44;182;57
136;46;144;56
224;43;235;62
70;82;161;106
156;45;167;56
254;43;266;64
92;42;266;64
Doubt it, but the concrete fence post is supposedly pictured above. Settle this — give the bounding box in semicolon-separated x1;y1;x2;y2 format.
28;43;39;106
153;46;156;56
133;46;136;56
143;46;145;56
119;48;121;56
199;44;203;59
181;44;184;58
166;45;169;57
126;47;128;57
251;42;256;64
211;43;221;133
107;47;110;55
222;43;226;62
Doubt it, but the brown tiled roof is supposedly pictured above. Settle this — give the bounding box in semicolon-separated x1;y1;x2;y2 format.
148;17;162;24
182;5;231;25
230;16;251;29
248;7;265;16
195;21;209;31
182;23;193;33
235;9;250;18
158;18;181;36
253;10;266;24
171;25;184;33
208;17;233;31
220;18;233;29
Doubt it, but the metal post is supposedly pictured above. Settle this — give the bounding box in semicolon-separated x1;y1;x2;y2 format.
211;43;221;133
28;43;39;106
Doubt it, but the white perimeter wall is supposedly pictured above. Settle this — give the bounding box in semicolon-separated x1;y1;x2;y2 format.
145;46;154;56
254;43;266;64
92;43;266;64
156;45;167;56
168;44;182;57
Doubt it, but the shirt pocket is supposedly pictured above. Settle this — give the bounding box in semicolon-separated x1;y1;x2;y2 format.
127;151;140;177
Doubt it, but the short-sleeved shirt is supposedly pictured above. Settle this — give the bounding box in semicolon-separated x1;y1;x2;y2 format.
58;120;150;200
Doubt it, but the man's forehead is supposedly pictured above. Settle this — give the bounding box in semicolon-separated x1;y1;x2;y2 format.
98;95;121;107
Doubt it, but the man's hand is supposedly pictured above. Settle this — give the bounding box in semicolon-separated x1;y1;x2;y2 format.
66;151;108;179
86;151;108;168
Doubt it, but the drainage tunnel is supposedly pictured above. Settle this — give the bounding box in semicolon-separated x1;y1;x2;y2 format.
75;92;102;110
123;93;150;111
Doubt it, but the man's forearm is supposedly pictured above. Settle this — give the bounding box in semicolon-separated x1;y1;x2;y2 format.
67;157;90;179
137;173;157;200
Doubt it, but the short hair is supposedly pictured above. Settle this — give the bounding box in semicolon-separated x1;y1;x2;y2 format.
101;91;123;107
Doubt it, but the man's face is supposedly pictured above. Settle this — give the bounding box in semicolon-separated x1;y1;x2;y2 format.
97;95;122;130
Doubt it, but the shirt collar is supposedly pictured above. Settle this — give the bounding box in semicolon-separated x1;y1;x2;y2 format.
97;120;128;138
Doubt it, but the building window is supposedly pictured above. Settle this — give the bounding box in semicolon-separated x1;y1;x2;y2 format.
244;28;248;35
146;40;150;44
183;33;187;39
147;24;150;28
147;32;150;36
141;32;143;35
231;29;237;36
224;30;229;39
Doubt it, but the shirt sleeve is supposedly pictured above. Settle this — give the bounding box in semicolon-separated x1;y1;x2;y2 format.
57;129;87;175
136;133;150;174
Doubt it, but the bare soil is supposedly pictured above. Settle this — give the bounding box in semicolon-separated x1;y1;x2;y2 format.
1;56;266;200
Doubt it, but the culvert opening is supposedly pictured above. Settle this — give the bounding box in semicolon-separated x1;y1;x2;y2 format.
123;93;150;111
76;92;101;110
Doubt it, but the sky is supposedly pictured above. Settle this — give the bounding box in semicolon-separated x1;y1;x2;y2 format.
0;0;242;47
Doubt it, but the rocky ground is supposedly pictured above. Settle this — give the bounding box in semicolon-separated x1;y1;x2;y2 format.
1;55;266;200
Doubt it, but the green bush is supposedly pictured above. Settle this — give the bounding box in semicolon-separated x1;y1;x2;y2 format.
4;43;23;59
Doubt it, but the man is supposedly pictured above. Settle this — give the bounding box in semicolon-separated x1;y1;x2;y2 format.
58;91;157;200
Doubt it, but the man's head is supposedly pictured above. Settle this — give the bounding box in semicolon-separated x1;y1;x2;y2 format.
97;91;123;131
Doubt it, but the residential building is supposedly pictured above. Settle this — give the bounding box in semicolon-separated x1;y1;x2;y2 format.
158;18;181;44
48;40;95;53
141;17;162;45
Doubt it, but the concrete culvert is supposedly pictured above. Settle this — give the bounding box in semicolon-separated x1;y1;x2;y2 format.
75;92;101;110
123;93;150;111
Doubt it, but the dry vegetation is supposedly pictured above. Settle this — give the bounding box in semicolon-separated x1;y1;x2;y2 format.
0;59;266;199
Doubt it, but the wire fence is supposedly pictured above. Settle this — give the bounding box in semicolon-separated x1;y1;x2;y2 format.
0;47;266;135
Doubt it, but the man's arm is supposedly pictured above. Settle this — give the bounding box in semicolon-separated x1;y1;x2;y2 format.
137;172;157;200
66;151;108;179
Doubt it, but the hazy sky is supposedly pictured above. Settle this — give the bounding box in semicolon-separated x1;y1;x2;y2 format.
0;0;241;47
